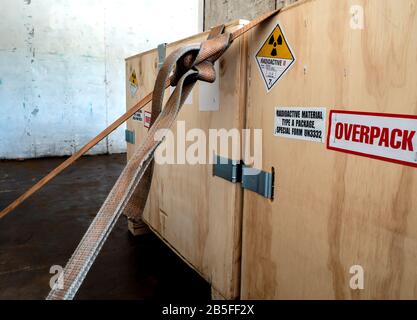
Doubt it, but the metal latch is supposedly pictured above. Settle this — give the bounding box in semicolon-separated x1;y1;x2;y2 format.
213;155;242;183
125;129;135;144
157;43;167;70
213;155;274;199
241;166;274;199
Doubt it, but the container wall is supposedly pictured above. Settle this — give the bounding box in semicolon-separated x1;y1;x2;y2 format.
0;0;199;159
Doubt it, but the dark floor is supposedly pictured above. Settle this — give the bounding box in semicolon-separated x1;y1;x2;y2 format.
0;154;210;300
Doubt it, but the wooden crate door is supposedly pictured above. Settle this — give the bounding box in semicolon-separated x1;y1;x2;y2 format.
241;0;417;299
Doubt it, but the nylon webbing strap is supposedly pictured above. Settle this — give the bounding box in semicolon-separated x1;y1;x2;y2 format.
46;9;280;300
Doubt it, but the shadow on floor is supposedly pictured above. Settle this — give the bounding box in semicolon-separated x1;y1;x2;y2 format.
0;154;210;300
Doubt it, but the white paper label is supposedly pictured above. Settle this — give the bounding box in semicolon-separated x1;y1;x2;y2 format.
327;111;417;167
274;107;327;143
133;110;143;122
199;61;220;111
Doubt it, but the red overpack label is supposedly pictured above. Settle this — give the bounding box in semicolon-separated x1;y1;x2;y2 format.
327;110;417;167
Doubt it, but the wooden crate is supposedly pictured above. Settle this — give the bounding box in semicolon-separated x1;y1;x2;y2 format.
241;0;417;299
126;0;417;300
125;20;248;299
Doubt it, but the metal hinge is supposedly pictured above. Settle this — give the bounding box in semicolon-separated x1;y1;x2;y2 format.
213;155;274;199
125;129;135;144
157;43;167;70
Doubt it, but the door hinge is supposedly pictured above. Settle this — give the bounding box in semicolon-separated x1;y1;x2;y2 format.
157;43;167;70
213;155;274;199
125;129;135;144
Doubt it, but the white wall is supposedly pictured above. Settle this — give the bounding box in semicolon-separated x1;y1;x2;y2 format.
0;0;200;159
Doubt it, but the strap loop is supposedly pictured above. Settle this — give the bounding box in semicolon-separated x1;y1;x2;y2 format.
124;25;231;222
170;26;231;87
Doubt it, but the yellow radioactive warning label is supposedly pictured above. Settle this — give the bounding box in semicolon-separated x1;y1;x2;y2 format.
129;70;138;86
255;22;295;91
129;69;139;97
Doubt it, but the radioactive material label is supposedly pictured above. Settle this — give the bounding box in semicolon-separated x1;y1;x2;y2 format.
129;69;139;97
133;110;143;122
255;22;296;92
275;107;327;143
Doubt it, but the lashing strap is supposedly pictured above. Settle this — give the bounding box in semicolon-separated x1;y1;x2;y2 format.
123;26;230;222
47;25;231;300
45;9;282;298
0;8;280;300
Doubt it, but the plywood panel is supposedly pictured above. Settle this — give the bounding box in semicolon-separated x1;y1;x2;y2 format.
241;0;417;299
125;52;158;160
125;21;247;299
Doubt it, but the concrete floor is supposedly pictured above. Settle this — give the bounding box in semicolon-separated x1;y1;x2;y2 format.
0;154;210;300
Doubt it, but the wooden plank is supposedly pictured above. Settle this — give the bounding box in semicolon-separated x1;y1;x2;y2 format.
126;52;158;161
125;21;248;299
241;0;417;299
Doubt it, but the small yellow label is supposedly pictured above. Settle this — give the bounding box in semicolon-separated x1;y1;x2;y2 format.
129;70;138;86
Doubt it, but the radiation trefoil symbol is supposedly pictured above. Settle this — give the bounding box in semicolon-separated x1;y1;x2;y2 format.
269;34;282;56
255;22;296;92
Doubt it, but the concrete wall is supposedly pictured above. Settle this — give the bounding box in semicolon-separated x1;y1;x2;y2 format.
203;0;297;30
0;0;200;159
